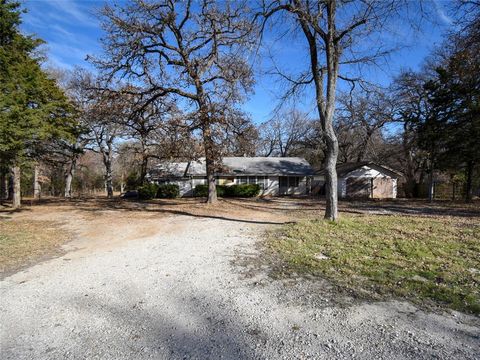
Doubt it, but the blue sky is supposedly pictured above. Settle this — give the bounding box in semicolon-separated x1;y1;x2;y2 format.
21;0;453;125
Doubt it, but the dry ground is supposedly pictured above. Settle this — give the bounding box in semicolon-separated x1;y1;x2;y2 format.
0;197;479;359
1;196;479;275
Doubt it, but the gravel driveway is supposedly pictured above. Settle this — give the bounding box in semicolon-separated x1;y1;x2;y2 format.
1;212;479;359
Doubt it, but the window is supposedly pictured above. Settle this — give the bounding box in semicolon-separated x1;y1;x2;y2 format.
238;176;247;184
289;177;300;187
236;176;267;189
257;176;267;189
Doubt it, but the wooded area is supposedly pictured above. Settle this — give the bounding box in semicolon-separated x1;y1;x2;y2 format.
1;0;479;220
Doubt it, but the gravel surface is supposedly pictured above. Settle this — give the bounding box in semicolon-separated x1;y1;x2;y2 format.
1;213;479;359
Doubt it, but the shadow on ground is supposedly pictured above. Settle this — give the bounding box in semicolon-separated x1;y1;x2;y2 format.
64;286;257;359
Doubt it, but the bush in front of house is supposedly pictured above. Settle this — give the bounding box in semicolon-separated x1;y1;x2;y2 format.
193;184;208;197
193;184;227;197
225;184;261;197
194;183;260;198
156;184;180;198
194;184;225;197
137;183;159;199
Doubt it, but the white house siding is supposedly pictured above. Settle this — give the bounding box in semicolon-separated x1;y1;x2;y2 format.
264;176;279;196
294;177;307;195
179;180;193;197
345;167;385;179
166;175;310;197
338;178;347;198
341;166;395;198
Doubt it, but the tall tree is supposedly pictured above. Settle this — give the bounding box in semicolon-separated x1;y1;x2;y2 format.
422;17;480;201
95;0;255;204
260;0;428;220
0;0;75;207
390;71;431;198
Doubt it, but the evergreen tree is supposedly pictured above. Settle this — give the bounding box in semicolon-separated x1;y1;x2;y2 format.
0;0;76;207
421;16;480;201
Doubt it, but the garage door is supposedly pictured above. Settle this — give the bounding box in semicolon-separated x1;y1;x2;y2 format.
346;177;371;198
372;178;394;198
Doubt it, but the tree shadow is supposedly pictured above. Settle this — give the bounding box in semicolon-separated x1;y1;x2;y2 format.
221;198;322;212
345;200;480;218
74;203;291;225
66;286;259;359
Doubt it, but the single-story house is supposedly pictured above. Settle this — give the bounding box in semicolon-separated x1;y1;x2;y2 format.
148;157;314;197
313;162;401;199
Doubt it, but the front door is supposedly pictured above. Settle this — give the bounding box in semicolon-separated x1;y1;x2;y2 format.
279;176;288;195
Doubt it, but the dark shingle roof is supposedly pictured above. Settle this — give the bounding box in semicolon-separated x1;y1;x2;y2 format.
149;157;314;178
315;162;401;178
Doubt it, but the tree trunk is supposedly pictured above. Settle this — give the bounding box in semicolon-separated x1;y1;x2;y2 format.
33;164;41;200
203;124;217;204
101;146;114;199
120;173;125;193
12;165;21;208
0;169;7;202
140;155;148;185
7;174;13;200
428;161;434;202
139;138;149;185
298;0;340;221
64;157;77;198
465;160;474;202
105;160;113;198
323;127;339;221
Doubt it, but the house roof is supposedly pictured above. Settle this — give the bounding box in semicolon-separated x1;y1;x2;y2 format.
149;157;314;178
315;162;401;178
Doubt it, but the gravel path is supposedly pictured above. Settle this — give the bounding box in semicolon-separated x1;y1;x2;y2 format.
1;214;479;359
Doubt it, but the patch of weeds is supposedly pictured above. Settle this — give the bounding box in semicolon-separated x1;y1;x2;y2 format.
265;214;480;314
0;219;70;276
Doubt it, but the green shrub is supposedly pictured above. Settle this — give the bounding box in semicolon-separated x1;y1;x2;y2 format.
138;183;159;200
125;172;141;190
193;184;227;197
217;185;226;197
156;184;180;198
194;183;260;198
225;184;261;197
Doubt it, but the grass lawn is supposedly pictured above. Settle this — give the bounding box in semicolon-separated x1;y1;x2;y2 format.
0;219;69;276
267;214;480;314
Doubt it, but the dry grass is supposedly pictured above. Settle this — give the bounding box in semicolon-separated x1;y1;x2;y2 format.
0;219;70;276
266;214;480;314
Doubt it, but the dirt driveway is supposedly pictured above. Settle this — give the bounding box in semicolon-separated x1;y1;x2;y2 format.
1;198;479;359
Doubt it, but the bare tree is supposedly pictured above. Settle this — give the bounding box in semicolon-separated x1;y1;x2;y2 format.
336;89;394;162
390;70;432;198
222;109;259;156
120;90;177;184
70;71;128;198
260;0;430;220
258;109;313;157
94;0;255;204
88;94;126;198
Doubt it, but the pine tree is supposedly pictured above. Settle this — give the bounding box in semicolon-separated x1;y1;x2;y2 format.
0;0;76;207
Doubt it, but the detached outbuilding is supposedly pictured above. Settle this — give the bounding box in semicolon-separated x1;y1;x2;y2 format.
148;157;314;197
314;162;401;199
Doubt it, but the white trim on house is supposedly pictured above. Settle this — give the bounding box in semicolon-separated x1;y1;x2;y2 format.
147;157;314;197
